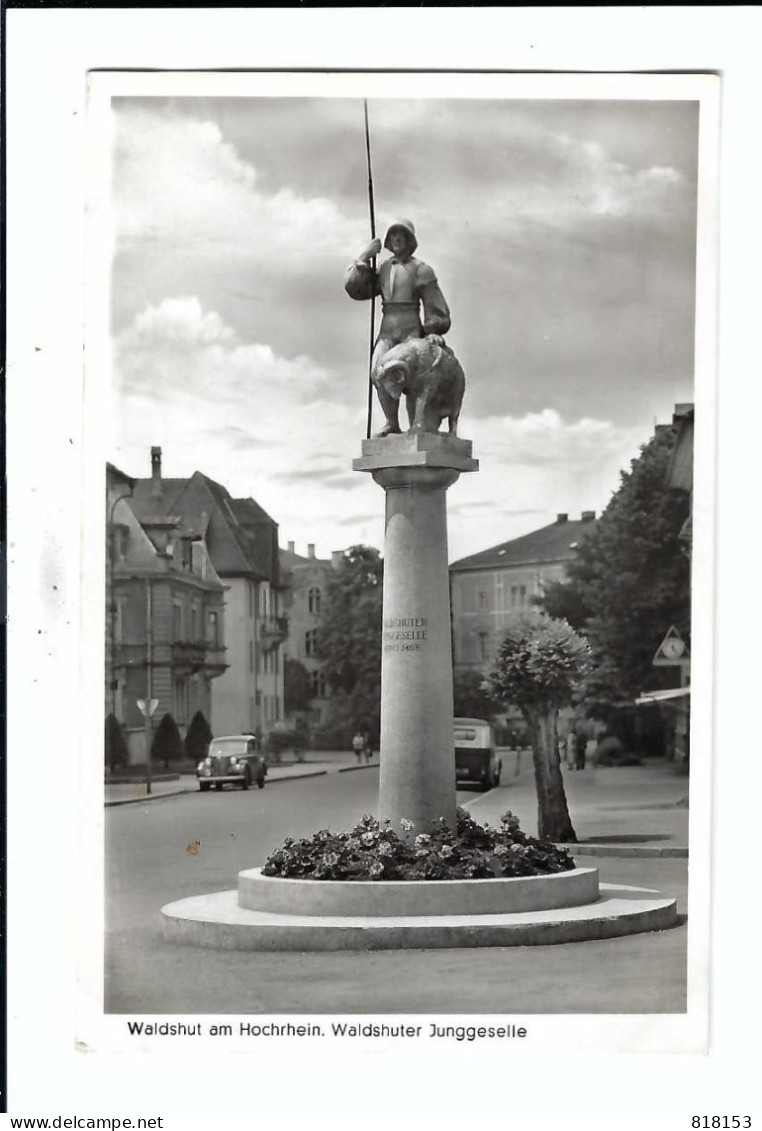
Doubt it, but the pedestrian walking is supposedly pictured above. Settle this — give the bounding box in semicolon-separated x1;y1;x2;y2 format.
362;730;374;763
566;731;578;771
352;731;364;764
580;737;595;771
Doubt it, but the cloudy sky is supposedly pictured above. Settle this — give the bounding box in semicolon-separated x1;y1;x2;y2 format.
109;94;698;561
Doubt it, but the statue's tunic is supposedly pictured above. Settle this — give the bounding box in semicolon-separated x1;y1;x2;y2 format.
344;256;451;356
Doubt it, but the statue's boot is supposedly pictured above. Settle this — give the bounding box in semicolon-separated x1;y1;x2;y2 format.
373;381;402;437
375;422;402;437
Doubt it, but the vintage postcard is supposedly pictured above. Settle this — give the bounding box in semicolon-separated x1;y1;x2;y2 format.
10;8;753;1119
78;68;718;1051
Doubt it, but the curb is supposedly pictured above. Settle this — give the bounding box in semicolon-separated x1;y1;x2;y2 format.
106;789;197;807
338;763;378;773
105;769;332;806
267;770;329;784
559;843;688;859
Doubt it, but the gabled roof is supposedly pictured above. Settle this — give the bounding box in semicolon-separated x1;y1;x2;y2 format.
129;471;281;582
129;479;188;518
450;516;598;573
231;496;281;586
106;462;137;490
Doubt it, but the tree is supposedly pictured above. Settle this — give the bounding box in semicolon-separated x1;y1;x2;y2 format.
453;667;496;719
105;713;129;772
284;658;313;715
151;712;184;769
483;609;589;842
538;427;691;712
184;710;213;763
317;545;383;734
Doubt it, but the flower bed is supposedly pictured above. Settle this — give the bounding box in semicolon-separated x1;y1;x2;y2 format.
262;808;575;882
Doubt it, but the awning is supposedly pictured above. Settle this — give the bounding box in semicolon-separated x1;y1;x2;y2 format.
635;687;691;705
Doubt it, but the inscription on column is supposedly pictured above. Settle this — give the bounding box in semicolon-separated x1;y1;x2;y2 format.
383;616;428;653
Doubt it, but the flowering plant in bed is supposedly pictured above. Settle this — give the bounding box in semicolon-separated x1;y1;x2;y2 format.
262;808;575;882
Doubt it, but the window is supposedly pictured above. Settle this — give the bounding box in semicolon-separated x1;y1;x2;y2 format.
114;596;126;644
191;541;205;578
191;604;200;641
305;629;318;657
112;524;129;562
180;540;193;572
478;631;489;661
208;611;219;647
173;677;188;722
172;600;183;639
310;670;327;698
478;590;488;610
308;586;322;615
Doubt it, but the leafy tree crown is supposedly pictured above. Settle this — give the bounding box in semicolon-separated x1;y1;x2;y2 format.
184;710;213;761
537;426;690;707
151;712;185;761
483;609;589;712
317;545;383;731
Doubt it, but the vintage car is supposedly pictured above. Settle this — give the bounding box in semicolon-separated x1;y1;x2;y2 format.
197;734;267;791
454;717;502;792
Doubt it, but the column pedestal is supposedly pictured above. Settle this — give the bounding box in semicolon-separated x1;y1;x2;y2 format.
354;433;478;831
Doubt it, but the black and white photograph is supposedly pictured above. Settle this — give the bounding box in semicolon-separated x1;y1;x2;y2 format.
89;70;715;1033
8;7;760;1123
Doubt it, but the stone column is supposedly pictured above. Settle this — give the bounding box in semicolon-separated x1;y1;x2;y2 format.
354;433;478;831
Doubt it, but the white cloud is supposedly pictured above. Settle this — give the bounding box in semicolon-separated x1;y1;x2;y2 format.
112;296;383;554
114;107;358;260
428;126;689;249
532;132;688;223
116;295;337;406
112;298;649;562
445;407;645;559
473;408;639;467
108;101;691;558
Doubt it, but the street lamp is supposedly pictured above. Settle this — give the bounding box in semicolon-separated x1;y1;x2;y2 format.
142;576;155;796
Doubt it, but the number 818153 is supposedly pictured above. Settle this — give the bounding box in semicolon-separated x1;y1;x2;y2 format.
692;1119;751;1128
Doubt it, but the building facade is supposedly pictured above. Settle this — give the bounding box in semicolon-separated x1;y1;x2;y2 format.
110;447;287;747
106;462;228;763
450;512;598;672
280;542;343;725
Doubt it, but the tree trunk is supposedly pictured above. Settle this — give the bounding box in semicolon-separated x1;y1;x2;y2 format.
523;705;577;843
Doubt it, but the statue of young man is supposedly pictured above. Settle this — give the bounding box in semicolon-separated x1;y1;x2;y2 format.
345;219;451;435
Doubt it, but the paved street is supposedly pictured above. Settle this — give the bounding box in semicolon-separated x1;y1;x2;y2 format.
105;757;688;1015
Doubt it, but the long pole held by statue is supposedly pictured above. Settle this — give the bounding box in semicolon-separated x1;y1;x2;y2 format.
364;99;376;440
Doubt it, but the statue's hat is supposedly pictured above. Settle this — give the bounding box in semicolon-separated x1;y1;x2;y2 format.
383;219;418;254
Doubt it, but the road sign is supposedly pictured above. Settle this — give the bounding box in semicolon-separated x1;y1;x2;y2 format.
137;698;159;717
653;626;689;667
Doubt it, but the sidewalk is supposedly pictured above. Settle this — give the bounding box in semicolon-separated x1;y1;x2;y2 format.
464;755;689;856
105;748;376;807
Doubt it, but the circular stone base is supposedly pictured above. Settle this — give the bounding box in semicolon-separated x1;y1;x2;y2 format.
238;866;599;916
161;883;678;952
